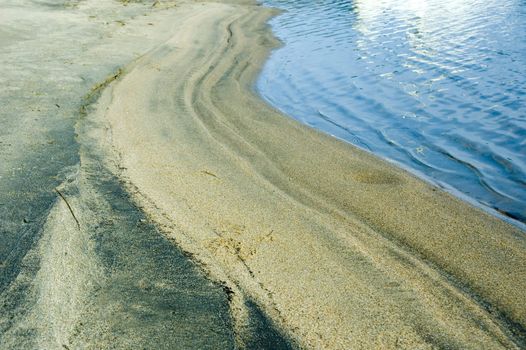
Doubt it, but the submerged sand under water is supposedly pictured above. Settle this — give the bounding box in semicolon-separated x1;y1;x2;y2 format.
0;0;525;349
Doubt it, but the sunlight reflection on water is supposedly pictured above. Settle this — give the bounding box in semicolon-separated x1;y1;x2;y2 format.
258;0;526;226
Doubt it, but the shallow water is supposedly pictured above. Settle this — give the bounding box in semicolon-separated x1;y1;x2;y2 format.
258;0;526;226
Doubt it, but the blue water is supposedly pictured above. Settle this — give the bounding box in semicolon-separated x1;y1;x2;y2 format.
258;0;526;226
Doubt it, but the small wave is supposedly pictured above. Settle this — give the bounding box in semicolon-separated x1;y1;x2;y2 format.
259;0;526;227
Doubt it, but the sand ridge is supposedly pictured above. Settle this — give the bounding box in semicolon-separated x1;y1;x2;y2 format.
1;1;291;348
89;1;526;349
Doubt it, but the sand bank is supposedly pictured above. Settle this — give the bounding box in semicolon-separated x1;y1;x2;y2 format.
1;1;290;348
89;1;526;349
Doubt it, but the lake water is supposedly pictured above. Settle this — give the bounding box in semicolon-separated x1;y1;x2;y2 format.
258;0;526;227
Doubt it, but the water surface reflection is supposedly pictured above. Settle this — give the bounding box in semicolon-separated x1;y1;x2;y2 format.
258;0;526;226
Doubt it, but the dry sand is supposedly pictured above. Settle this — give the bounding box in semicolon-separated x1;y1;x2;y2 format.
88;1;526;349
2;1;289;348
1;0;525;348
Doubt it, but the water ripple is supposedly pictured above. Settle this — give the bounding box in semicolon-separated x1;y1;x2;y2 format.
259;0;526;226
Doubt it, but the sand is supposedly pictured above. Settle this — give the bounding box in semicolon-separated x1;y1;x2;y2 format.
89;1;526;349
1;0;525;348
1;1;288;348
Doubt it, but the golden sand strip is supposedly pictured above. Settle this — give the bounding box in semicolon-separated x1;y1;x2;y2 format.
91;1;525;348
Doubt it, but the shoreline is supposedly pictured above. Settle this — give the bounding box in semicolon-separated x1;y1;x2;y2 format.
93;1;525;348
255;0;526;229
260;83;526;231
0;0;524;348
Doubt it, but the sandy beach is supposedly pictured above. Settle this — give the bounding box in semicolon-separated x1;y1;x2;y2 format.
1;0;525;349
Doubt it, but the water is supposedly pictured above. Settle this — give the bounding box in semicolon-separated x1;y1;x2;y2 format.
257;0;526;227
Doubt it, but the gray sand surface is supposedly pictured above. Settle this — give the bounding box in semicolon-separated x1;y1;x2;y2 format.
0;1;290;348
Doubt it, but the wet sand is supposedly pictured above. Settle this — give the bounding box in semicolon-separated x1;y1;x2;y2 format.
1;0;525;349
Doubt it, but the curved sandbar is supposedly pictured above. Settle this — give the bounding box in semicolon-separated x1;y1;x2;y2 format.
93;1;526;348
